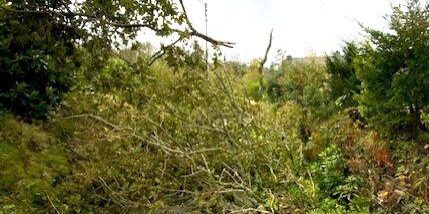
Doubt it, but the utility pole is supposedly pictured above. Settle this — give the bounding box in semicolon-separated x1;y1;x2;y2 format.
193;0;209;72
204;2;209;72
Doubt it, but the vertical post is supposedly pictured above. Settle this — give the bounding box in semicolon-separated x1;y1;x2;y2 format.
205;3;209;72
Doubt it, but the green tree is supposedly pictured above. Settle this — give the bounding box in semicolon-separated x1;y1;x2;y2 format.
326;42;360;108
0;0;232;119
0;4;78;119
355;0;429;133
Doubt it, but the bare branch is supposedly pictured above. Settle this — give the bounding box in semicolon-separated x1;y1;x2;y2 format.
63;114;221;156
147;36;184;67
64;114;185;155
259;29;273;75
177;0;235;48
257;29;273;91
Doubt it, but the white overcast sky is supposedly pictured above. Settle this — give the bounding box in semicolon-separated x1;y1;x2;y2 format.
140;0;421;64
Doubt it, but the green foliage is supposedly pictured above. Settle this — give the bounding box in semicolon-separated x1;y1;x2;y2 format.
326;42;360;108
355;0;429;134
309;144;367;212
39;58;306;212
0;52;72;120
242;62;264;101
164;41;208;70
266;58;336;124
3;55;429;212
0;5;77;119
246;81;263;101
311;144;347;198
3;0;429;213
0;0;186;47
0;0;216;120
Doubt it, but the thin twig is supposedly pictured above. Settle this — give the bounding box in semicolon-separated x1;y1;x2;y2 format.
47;196;61;214
229;208;271;214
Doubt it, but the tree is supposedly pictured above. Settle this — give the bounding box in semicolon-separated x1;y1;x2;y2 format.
0;0;232;52
0;2;79;119
355;0;429;133
326;42;360;108
0;0;233;119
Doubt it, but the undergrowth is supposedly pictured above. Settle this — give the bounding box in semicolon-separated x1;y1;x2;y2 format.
1;58;429;213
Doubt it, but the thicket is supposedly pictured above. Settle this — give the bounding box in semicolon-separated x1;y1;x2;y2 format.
2;0;429;213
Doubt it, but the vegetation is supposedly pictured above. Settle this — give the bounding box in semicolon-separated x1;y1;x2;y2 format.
325;42;360;108
356;0;429;134
1;0;429;213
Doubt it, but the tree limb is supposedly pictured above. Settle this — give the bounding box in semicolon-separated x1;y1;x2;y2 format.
0;1;235;48
259;29;273;89
259;29;273;75
178;0;234;48
147;36;184;67
63;114;221;156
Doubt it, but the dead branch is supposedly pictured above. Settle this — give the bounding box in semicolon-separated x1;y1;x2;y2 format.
46;196;61;214
64;114;185;155
64;114;220;156
259;29;273;89
178;0;234;48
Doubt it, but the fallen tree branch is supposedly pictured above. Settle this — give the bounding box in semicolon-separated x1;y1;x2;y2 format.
147;36;184;67
63;114;220;156
64;114;184;154
46;196;61;214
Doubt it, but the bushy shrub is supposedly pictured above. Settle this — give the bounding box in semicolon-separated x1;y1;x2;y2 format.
0;10;77;120
0;50;71;120
310;144;366;210
266;58;335;121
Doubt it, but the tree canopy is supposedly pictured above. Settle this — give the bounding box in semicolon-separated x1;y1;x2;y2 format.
355;0;429;133
0;0;233;48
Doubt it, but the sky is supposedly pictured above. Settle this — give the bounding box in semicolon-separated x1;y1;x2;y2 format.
140;0;415;64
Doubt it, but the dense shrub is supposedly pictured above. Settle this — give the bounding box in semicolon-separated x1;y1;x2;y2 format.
265;58;336;129
0;8;77;119
0;51;71;120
